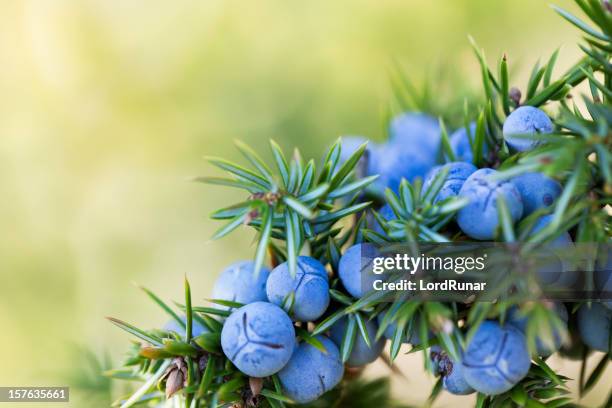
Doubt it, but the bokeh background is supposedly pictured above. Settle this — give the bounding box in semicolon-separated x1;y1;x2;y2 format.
0;0;609;406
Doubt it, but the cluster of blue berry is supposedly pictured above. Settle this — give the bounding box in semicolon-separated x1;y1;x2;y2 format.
184;106;611;402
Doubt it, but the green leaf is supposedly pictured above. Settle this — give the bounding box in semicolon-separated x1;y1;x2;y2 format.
510;386;527;406
326;237;341;272
206;298;244;308
323;139;342;180
476;393;488;408
500;54;510;115
298;160;316;195
523;78;567;107
580;66;612;100
583;353;609;395
260;389;294;403
543;48;561;87
526;62;546;101
473;111;487;166
211;209;249;240
284;211;298;278
496;196;516;242
210;201;252;220
389;319;407;361
184;277;193;342
207;157;270;190
421;165;449;204
119;360;170;408
283;196;313;219
300;183;330;203
534;356;564;387
196;356;216;399
329;289;353;306
235;140;275;185
254;206;273;277
193;333;221;353
551;157;584;229
438;118;456;162
329;142;367;189
106;317;163;347
328;175;379;199
295;327;328;354
216;377;245;402
340;315;357;363
525;398;547;408
312;309;347;335
354;313;372;348
313;202;371;224
194;176;260;192
163;339;199;357
553;5;611;41
270;140;290;188
138;286;184;330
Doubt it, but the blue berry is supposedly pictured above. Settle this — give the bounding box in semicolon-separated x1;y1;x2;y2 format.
528;215;576;287
528;215;572;248
449;122;488;164
221;302;295;377
429;346;475;395
266;256;330;322
212;261;270;306
277;336;344;403
441;358;475;395
338;243;380;298
457;168;523;240
503;106;553;152
330;317;386;367
461;321;531;395
507;303;568;357
577;303;611;353
164;316;208;338
512;172;562;216
389;112;441;156
374;143;436;194
421;162;477;203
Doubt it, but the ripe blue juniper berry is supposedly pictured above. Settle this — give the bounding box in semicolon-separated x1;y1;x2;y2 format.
430;346;475;395
266;256;330;322
506;302;568;357
461;321;531;395
277;336;344;403
421;162;477;203
457;168;523;240
212;260;270;306
577;303;612;353
527;215;577;287
502;106;553;152
105;2;611;406
511;172;562;216
221;302;295;377
449;122;488;164
389;112;441;156
330;316;385;367
338;243;381;299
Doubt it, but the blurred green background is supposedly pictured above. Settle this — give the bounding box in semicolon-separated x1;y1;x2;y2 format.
0;0;609;406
